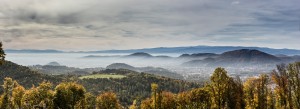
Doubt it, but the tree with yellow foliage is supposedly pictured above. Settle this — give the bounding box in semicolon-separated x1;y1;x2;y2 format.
244;74;271;109
287;62;300;108
96;92;122;109
207;67;230;109
0;78;17;109
12;84;25;109
21;81;54;109
53;82;86;109
187;88;211;109
271;64;292;108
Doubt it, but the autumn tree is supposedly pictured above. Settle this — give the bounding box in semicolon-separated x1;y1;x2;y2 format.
96;92;121;109
140;98;152;109
141;84;177;109
0;42;5;65
186;88;211;109
129;100;138;109
271;64;292;108
151;83;162;109
243;77;256;109
160;91;177;109
0;78;17;109
21;81;54;109
287;62;300;108
226;77;245;109
177;91;189;109
12;84;25;109
53;82;86;109
207;67;231;109
81;93;96;109
244;74;271;109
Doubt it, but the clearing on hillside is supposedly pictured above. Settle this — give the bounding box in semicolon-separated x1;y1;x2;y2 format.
79;74;126;79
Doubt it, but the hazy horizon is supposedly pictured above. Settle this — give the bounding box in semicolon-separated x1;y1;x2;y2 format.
3;44;300;52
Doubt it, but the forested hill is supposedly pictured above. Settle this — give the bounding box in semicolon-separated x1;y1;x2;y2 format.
0;61;201;106
0;61;63;91
79;69;202;106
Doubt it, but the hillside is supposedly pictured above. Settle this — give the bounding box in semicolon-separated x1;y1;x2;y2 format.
0;61;63;91
80;69;201;106
106;63;184;79
217;49;281;64
29;65;103;75
0;61;200;106
182;49;282;67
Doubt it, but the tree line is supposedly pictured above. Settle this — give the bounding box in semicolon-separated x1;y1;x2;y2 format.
0;62;299;109
138;62;300;109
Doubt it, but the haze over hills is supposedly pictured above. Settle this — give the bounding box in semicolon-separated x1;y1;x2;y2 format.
106;63;184;79
182;49;283;67
6;47;300;80
5;45;300;55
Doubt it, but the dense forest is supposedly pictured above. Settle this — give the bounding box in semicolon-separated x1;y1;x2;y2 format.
1;42;300;109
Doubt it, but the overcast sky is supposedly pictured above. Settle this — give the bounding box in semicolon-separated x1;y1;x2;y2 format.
0;0;299;51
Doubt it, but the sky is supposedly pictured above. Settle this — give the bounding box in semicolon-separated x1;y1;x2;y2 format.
0;0;299;51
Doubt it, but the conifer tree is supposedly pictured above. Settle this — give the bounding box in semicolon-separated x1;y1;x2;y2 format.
0;42;5;65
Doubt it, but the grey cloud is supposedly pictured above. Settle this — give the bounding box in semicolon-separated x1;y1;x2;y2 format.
0;0;299;50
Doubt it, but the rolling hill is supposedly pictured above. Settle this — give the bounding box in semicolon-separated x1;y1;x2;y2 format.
106;63;184;79
182;49;282;67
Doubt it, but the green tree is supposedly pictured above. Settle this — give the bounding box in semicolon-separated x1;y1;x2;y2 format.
0;42;5;65
96;92;121;109
53;82;86;109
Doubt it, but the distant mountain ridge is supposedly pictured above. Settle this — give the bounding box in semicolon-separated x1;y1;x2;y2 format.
182;49;285;67
6;45;300;55
215;49;281;64
5;49;63;53
88;46;300;55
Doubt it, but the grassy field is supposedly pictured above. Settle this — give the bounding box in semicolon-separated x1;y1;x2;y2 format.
79;74;126;79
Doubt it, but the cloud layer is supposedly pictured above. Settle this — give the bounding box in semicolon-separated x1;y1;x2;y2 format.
0;0;299;50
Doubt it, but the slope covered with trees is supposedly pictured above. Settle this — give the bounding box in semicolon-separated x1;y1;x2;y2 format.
0;60;64;92
1;62;299;109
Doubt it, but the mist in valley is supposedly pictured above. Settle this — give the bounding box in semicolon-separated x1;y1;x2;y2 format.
6;49;292;81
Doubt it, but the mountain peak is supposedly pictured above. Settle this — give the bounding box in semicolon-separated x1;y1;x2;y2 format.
127;52;152;57
219;49;281;64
